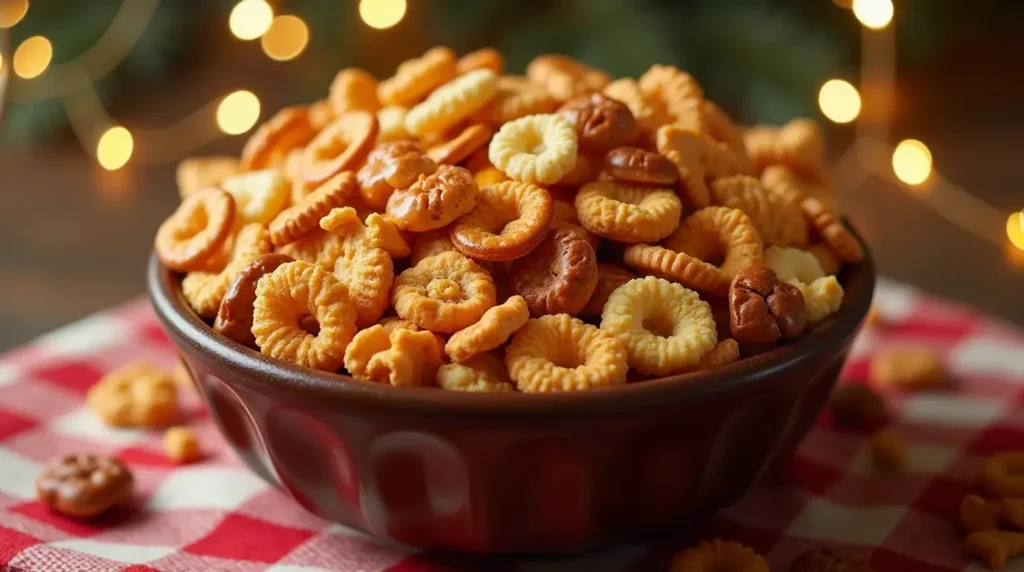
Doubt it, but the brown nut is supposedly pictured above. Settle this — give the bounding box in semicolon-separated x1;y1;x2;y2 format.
37;454;134;519
556;92;638;153
214;253;294;348
301;111;378;186
828;384;888;432
580;263;637;318
356;141;438;210
789;547;874;572
603;146;678;185
508;227;598;316
386;164;479;232
729;264;807;347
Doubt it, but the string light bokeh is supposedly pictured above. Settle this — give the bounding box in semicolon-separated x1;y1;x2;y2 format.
261;15;309;62
216;90;260;135
0;0;28;29
12;35;50;79
818;79;861;124
891;139;932;186
229;0;273;41
96;126;133;171
851;0;894;30
358;0;407;30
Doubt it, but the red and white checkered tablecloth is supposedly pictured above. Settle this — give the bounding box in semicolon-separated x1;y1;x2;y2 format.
1;278;1023;571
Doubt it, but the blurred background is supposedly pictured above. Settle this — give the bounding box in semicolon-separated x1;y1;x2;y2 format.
0;0;1021;351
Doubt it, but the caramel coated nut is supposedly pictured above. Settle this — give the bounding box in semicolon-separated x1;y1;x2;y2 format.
386;164;479;232
357;141;438;210
450;180;554;261
870;348;946;390
301;111;378;186
214;252;294;348
729;265;807;347
176;155;238;198
37;454;134;519
525;54;612;102
163;426;201;464
269;171;357;246
965;530;1024;570
828;384;887;431
155;188;236;272
669;539;769;572
87;362;178;428
788;547;874;572
603;146;678;185
508;227;599;317
240;106;315;171
556;93;638;153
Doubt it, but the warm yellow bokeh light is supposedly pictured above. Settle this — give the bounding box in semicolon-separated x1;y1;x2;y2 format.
891;139;932;186
260;15;309;61
96;126;134;171
1008;212;1024;252
229;0;273;41
359;0;407;30
852;0;893;29
818;79;861;124
13;35;51;79
217;90;260;135
0;0;29;28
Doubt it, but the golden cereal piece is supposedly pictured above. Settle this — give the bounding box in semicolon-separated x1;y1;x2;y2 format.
301;111;378;186
378;47;458;107
871;429;908;471
525;54;611;102
343;325;392;377
428;123;494;166
409;227;458;266
711;175;807;247
624;244;729;298
182;223;273;318
393;251;497;333
791;275;844;327
437;352;515;392
344;325;442;387
457;47;505;75
320;207;396;327
488;114;578;185
386;165;479;232
638;64;704;129
574;180;682;243
221;170;290;226
405;69;499;136
365;213;410;258
450;180;554;261
269;171;357;247
471;81;558;126
698;338;740;371
240;106;316;171
870;346;947;391
376;106;410;142
276;229;345;268
163;426;201;464
742;125;779;175
978;453;1024;498
580;263;637;318
445;295;529;362
965;530;1024;571
155;188;236;272
328;68;380;115
802;196;864;263
600;277;717;376
603;77;670;135
507;314;628;393
669;539;768;572
764;246;825;285
176;155;238;198
252;261;357;371
701;101;749;171
87;362;178;428
657;124;710;208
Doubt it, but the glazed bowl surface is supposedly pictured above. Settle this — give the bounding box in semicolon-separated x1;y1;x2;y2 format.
147;236;874;553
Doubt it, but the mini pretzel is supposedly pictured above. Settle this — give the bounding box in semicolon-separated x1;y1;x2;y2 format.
376;105;410;142
221;170;290;226
580;263;637;318
657;124;710;208
357;141;438;210
600;276;717;375
343;325;442;387
386;165;479;232
252;260;357;371
445;295;529;362
456;47;505;75
409;227;458;265
669;539;768;572
978;452;1024;498
603;78;670;135
155;188;236;272
603;146;679;186
319;207;396;327
392;251;497;333
525;54;612;102
488;114;578;185
711;175;807;247
574;180;682;243
801;197;864;263
792;275;843;327
764;246;825;285
471;79;558;126
269;171;357;246
378;47;458;107
405;69;499;136
301;111;378;186
450;180;554;261
182;223;273;318
506;314;628;393
698;339;740;371
176;155;238;198
328;68;380;115
427;123;494;165
509;227;599;316
965;530;1024;570
239;106;315;171
437;352;515;392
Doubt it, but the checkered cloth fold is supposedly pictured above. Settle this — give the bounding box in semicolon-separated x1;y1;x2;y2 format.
1;278;1022;571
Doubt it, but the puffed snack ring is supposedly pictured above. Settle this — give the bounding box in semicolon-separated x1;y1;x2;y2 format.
155;187;236;272
488;114;578;185
182;223;273;318
445;295;529;363
710;175;808;247
386;164;479;232
600;276;718;376
437;352;515;392
405;69;499;136
252;260;357;371
328;68;379;115
574;180;682;243
378;46;458;107
506;314;628;393
301;111;378;186
239;106;315;171
176;155;238;198
657;124;711;208
269;171;357;247
392;251;497;333
664;206;765;280
450;180;554;261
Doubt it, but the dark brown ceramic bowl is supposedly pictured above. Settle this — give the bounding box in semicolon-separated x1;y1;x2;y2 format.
147;234;874;554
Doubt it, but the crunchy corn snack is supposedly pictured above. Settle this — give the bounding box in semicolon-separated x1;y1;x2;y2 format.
437;352;515;392
163;426;201;464
575;181;681;243
791;275;844;327
965;530;1024;570
657;124;710;208
526;54;611;102
669;539;768;572
801;196;864;263
239;106;315;171
698;338;740;371
489;114;578;184
344;325;442;386
87;362;179;428
393;251;496;333
301;111;378;186
603;77;669;135
507;314;628;392
182;223;273;318
450;180;554;261
328;68;379;115
445;295;529;362
378;46;458;107
269;171;357;247
221;170;290;226
711;175;807;247
456;47;505;75
376;106;410;142
155;188;236;273
176;155;238;198
405;69;499;136
428;123;494;166
471;80;558;126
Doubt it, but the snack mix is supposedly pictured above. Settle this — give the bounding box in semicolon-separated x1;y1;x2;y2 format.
158;48;863;393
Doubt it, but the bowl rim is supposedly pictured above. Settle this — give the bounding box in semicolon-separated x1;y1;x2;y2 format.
148;229;875;416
